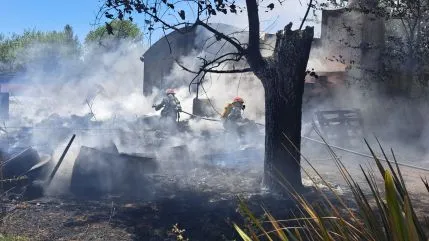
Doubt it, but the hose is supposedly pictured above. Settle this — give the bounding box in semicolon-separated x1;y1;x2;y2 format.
301;136;429;172
179;110;223;122
179;111;429;172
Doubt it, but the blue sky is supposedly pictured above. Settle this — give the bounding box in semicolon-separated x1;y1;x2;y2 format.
0;0;321;43
0;1;128;41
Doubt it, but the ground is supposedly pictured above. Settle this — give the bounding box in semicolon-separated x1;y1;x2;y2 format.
1;111;428;240
0;172;293;241
0;147;428;241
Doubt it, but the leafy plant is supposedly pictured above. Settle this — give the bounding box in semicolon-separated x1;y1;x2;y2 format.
234;136;429;241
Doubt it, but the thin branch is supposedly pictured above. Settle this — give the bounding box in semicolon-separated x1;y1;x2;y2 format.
103;1;197;34
188;72;206;93
175;52;249;74
175;60;199;74
162;27;173;54
204;68;252;73
203;30;247;51
300;0;314;30
182;52;242;69
196;20;246;53
205;55;244;69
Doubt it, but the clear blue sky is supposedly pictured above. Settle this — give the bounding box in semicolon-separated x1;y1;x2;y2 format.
0;0;146;42
0;0;195;43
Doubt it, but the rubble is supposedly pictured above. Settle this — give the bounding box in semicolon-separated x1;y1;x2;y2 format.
203;147;263;169
70;146;158;198
0;147;52;199
3;147;42;179
312;109;365;147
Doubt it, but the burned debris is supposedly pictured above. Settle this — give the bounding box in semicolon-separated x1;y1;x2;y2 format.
312;109;365;147
0;147;51;199
70;145;158;198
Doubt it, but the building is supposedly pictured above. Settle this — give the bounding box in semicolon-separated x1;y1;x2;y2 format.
141;23;249;95
141;25;199;95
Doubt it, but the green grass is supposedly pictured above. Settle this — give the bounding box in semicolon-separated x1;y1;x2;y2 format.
234;136;429;241
0;234;29;241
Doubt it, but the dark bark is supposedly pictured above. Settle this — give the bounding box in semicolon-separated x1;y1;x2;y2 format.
245;0;266;72
243;0;314;191
260;25;314;191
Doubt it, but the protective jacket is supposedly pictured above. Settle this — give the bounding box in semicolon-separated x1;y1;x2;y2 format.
222;103;243;121
154;94;181;119
221;103;233;119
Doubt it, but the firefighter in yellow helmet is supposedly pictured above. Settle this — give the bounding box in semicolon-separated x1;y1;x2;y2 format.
222;96;245;120
221;96;248;135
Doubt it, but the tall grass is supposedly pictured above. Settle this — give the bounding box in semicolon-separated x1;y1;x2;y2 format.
234;138;429;241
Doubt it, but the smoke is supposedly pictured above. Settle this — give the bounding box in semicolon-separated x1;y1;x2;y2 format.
2;34;268;198
192;21;429;184
164;21;429;194
3;40;159;194
168;25;266;123
10;41;156;121
4;19;429;200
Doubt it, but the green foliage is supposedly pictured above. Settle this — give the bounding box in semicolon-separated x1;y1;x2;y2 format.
85;19;142;47
0;25;81;72
234;138;429;241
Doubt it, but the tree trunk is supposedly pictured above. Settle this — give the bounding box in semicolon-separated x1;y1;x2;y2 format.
258;24;314;192
243;0;313;192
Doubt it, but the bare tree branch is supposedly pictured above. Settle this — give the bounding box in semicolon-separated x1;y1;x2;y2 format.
202;30;247;52
196;20;246;53
162;27;173;54
101;1;197;34
175;51;250;75
300;0;314;30
175;60;199;74
204;68;252;73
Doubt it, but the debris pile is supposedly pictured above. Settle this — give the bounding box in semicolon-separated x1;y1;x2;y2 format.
0;147;52;199
70;145;158;198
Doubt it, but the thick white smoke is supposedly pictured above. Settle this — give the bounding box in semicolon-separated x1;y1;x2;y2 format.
165;25;266;123
3;19;429;198
9;41;156;123
2;34;268;197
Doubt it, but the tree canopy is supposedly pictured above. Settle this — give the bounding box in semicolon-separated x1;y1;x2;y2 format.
379;0;429;93
0;25;81;72
85;19;142;50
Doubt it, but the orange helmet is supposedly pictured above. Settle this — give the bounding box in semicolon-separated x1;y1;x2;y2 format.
233;96;244;103
166;89;175;94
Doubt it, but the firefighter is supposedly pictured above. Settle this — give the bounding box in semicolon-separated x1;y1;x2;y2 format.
221;96;251;135
222;96;245;121
152;89;182;123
